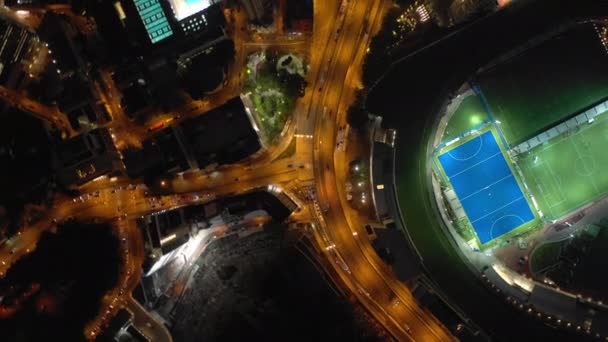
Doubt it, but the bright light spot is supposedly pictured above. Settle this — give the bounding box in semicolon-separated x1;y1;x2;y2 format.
470;115;482;125
160;233;177;245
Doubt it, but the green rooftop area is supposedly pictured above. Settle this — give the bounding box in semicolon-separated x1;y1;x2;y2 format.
477;24;608;145
441;94;487;143
133;0;174;44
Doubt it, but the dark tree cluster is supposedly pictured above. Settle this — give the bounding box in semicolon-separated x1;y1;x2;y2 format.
346;90;370;130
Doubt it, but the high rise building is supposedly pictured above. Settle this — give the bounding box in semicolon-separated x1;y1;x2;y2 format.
0;17;41;88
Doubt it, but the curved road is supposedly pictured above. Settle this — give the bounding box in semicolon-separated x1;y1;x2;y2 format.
310;0;453;340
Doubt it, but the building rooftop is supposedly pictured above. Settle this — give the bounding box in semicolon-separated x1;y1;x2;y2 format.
123;126;191;180
179;97;261;168
132;0;174;44
54;128;121;186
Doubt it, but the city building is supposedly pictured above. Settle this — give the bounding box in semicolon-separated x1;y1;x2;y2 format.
53;128;122;187
177;36;234;99
124;97;261;182
115;0;225;51
140;189;296;278
123;126;192;181
179;96;261;168
36;13;111;128
141;208;192;276
0;16;43;89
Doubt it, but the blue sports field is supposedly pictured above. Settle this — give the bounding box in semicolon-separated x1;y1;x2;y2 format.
438;131;535;244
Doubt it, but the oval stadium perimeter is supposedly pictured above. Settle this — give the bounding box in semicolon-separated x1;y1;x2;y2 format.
365;0;608;340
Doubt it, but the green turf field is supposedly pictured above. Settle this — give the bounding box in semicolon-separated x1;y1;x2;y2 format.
519;112;608;220
442;95;488;143
477;24;608;145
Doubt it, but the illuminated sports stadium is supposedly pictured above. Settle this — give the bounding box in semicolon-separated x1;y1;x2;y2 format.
420;23;608;329
435;130;537;245
433;23;608;252
366;12;608;337
356;1;608;341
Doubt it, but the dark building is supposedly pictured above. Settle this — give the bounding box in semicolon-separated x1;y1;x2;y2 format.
178;38;234;99
121;79;153;119
216;189;296;222
53;128;122;187
90;0;231;117
124;97;261;181
140;207;192;275
143;209;191;253
286;0;313;32
145;58;184;110
180;189;296;225
36;13;79;72
113;0;226;55
179;97;261;168
36;13;110;128
57;75;109;130
0;16;41;89
123;126;191;181
111;62;154;119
